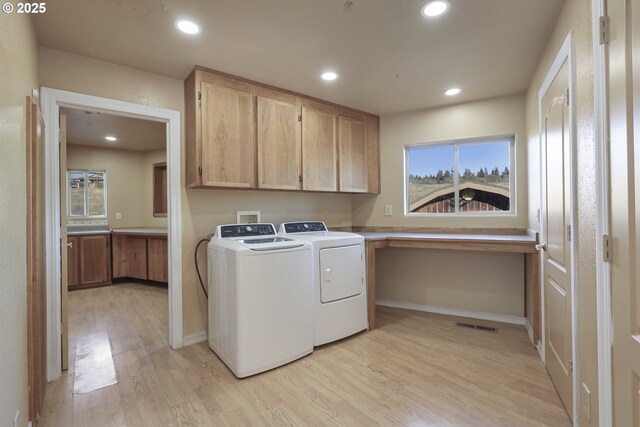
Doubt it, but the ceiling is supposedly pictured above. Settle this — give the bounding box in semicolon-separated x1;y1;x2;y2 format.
63;108;165;151
34;0;563;115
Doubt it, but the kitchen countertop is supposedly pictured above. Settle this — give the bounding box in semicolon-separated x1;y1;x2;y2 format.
111;228;168;235
356;231;536;243
67;227;167;236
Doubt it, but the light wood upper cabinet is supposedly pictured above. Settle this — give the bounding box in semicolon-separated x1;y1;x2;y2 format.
201;82;255;187
301;106;337;192
185;66;380;193
257;96;301;190
338;116;368;193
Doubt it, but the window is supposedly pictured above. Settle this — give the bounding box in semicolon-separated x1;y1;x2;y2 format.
405;136;514;215
67;170;107;217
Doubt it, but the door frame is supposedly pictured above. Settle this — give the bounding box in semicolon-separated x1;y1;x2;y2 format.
591;0;613;423
537;32;579;423
41;87;183;381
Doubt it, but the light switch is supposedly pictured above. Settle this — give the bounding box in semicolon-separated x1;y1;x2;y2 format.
384;205;393;216
116;212;122;220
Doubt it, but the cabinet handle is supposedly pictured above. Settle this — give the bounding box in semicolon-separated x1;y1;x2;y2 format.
67;242;73;248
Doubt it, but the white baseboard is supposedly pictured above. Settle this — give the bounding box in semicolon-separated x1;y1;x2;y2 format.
524;317;534;343
376;299;526;326
182;330;208;346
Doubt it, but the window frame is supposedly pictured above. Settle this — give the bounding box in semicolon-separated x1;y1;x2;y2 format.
404;135;516;217
66;169;108;219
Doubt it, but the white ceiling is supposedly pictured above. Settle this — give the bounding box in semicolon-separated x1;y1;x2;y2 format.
34;0;563;115
63;108;165;151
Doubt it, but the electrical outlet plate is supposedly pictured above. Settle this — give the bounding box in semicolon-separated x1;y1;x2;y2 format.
384;205;392;216
237;211;261;224
116;212;122;220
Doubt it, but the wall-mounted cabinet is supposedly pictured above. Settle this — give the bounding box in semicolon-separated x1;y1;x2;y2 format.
185;66;380;194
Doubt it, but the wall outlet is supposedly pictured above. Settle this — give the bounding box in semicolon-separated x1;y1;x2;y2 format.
116;212;122;220
384;205;393;216
13;410;19;427
581;382;591;421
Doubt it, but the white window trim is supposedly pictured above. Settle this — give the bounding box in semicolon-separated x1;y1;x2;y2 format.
404;135;516;217
66;169;108;218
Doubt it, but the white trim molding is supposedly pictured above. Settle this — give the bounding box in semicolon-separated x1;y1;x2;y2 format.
183;331;208;347
41;87;183;381
592;0;613;423
376;299;526;326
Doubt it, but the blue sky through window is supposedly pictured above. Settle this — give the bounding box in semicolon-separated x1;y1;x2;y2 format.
409;140;510;177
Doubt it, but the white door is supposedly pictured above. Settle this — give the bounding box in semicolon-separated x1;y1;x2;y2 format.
59;112;69;371
608;0;640;423
319;245;364;303
540;57;573;420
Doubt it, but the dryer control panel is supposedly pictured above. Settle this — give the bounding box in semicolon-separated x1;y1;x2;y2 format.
219;223;276;238
282;221;327;233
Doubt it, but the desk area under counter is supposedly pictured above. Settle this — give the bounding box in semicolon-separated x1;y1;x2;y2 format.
355;228;540;345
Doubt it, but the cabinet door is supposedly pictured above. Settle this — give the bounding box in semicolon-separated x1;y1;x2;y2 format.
79;235;110;285
128;237;148;280
147;237;168;283
257;96;301;190
201;82;255;187
112;234;128;278
67;236;80;288
302;107;337;191
338;117;368;193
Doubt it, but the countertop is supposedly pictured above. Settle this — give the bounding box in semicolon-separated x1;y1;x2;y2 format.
356;232;537;243
67;227;167;236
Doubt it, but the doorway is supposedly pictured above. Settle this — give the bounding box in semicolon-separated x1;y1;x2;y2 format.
41;87;183;382
537;33;578;422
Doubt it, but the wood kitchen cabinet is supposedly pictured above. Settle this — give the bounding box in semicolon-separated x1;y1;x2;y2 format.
67;234;111;290
301;103;338;192
257;94;301;190
112;233;168;284
185;66;380;193
338;115;368;193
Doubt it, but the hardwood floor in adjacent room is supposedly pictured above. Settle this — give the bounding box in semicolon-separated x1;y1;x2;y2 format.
40;283;571;426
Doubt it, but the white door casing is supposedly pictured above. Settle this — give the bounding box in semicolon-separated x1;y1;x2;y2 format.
41;87;183;381
608;0;640;423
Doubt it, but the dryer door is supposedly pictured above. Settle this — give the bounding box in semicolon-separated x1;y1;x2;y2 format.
319;245;364;303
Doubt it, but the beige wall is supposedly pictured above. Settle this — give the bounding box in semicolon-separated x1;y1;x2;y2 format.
0;13;39;427
66;145;168;228
352;93;528;228
40;47;353;337
525;0;597;424
352;94;528;319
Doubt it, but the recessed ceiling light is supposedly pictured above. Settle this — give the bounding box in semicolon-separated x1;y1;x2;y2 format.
444;88;461;96
321;71;338;81
421;0;450;17
105;136;117;142
175;20;201;35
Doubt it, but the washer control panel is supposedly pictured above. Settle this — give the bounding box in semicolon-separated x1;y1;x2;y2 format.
282;221;327;234
219;223;276;238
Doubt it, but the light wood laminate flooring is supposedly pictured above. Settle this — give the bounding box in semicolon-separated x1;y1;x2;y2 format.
40;283;571;426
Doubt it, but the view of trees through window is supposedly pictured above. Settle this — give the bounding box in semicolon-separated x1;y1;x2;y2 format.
68;170;107;217
407;138;513;214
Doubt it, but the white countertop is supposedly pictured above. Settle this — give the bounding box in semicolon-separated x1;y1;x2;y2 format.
356;232;537;243
110;228;167;235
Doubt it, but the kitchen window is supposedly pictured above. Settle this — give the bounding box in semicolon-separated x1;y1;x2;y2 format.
405;136;515;215
67;170;107;218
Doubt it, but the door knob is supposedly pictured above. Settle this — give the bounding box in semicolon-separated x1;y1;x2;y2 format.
535;242;547;251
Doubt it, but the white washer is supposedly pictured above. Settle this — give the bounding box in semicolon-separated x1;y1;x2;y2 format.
279;221;368;346
208;223;313;378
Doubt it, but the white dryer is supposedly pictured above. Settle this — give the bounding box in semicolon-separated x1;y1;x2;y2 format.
279;221;368;346
208;223;313;378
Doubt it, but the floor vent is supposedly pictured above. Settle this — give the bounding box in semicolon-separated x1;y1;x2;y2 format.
455;322;497;333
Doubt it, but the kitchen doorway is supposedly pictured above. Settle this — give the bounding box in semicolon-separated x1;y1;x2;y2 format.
41;88;183;382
